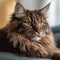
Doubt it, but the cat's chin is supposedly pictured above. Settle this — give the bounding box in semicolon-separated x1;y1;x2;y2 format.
31;36;41;42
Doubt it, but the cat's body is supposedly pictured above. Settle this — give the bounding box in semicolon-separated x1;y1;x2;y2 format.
0;2;60;60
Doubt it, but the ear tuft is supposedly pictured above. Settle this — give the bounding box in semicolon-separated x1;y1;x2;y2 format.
40;3;51;14
15;2;26;17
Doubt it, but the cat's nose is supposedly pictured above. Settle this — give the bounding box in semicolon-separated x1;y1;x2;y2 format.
34;19;42;33
35;23;42;33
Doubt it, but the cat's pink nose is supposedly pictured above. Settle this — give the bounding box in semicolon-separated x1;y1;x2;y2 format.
35;24;42;33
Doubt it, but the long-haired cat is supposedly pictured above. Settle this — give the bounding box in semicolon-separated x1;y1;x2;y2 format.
0;2;60;60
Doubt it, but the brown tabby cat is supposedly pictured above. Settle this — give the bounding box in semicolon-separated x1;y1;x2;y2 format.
0;2;60;60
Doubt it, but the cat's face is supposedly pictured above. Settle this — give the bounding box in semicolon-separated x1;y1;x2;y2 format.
13;2;50;42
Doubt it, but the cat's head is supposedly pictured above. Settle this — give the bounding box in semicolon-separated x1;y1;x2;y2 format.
13;2;50;42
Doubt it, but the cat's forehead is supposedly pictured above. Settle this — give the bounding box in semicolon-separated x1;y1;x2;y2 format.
25;10;46;21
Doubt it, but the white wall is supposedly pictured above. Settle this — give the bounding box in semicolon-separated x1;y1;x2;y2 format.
47;0;56;27
56;0;60;25
17;0;51;10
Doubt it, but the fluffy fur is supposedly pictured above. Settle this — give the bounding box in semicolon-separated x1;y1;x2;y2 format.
0;2;60;60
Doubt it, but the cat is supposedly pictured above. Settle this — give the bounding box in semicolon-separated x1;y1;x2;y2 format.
0;0;16;29
0;2;60;60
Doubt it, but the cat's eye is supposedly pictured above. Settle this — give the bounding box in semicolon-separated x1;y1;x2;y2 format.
23;22;32;26
27;22;32;26
25;22;32;26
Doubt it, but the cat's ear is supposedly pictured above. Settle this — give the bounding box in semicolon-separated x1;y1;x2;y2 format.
15;2;26;18
40;3;51;14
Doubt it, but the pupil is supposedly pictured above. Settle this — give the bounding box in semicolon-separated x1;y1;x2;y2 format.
28;22;31;25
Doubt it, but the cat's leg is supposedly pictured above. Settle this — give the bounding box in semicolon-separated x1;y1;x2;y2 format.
39;34;60;59
51;49;60;60
42;36;60;60
28;42;49;58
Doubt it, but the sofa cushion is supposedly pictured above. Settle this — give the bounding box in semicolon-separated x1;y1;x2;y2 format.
0;52;52;60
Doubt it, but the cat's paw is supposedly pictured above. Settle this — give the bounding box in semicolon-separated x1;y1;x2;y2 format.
52;54;60;60
52;50;60;60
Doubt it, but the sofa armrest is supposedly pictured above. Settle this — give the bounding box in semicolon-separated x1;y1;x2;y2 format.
52;25;60;33
52;25;60;48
